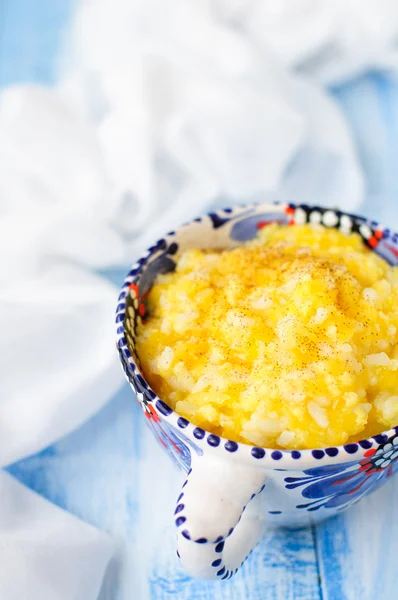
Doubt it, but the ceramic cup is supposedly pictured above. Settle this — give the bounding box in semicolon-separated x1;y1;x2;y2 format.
116;202;398;580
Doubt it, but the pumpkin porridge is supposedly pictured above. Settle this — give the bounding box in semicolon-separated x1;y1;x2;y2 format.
135;224;398;449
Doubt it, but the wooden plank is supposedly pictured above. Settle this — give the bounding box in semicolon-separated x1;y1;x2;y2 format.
316;476;398;600
148;526;320;600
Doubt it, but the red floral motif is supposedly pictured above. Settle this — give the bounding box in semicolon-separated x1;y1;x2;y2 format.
129;283;139;297
358;443;397;477
367;229;383;248
284;205;295;225
144;403;161;424
386;243;398;260
359;448;384;476
256;221;273;230
129;282;149;322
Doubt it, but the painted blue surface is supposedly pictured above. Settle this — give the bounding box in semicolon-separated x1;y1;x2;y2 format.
2;2;398;599
0;0;75;85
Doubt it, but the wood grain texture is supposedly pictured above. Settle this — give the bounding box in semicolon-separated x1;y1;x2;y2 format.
2;2;398;598
316;478;398;600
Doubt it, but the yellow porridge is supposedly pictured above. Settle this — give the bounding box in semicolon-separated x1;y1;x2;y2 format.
135;224;398;449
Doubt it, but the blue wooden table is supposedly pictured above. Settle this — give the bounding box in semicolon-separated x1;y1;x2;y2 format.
2;2;398;599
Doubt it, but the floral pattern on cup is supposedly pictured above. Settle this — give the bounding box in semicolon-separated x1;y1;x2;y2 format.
284;435;398;511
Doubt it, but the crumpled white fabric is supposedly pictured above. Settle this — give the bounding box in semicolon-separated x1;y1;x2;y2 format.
0;86;124;466
213;0;398;84
58;0;367;261
0;85;123;599
0;471;113;600
0;263;122;467
0;86;125;277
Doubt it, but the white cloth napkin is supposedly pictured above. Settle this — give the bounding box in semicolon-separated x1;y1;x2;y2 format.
0;86;124;466
0;472;113;600
58;0;366;262
0;85;123;599
213;0;398;84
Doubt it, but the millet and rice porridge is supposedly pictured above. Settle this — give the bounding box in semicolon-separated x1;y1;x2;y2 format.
135;224;398;449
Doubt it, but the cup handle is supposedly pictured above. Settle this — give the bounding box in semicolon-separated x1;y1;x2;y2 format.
175;453;267;579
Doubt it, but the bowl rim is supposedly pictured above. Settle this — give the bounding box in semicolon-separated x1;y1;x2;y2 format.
115;201;398;469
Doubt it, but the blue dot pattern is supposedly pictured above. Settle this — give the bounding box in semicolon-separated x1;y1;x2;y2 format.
312;450;325;459
212;559;222;567
225;440;238;452
344;443;359;454
155;400;172;416
325;447;339;457
193;428;205;439
359;440;372;449
251;447;265;459
207;434;220;447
